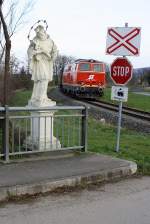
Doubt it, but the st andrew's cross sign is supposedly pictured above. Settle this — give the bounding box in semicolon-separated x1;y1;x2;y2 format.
106;27;141;56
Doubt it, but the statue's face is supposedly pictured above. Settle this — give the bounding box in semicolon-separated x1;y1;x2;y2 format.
35;26;47;40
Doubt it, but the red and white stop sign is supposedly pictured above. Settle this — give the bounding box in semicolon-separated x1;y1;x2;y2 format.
110;57;133;85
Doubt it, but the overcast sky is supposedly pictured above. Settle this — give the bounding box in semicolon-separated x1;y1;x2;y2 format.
11;0;150;68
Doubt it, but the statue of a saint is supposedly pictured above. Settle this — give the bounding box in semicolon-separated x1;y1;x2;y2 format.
28;25;58;106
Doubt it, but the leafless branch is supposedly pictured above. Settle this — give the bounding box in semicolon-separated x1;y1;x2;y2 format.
0;0;35;63
0;0;35;104
9;0;35;37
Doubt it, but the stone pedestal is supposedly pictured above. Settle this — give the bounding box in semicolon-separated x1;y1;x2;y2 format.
25;100;61;151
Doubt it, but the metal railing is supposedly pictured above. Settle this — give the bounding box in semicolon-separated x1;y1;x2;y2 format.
0;105;88;162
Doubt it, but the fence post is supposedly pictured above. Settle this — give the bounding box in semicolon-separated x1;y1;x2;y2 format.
81;106;88;152
4;105;9;162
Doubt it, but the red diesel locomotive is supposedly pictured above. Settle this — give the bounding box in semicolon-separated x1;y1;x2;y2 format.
61;59;106;97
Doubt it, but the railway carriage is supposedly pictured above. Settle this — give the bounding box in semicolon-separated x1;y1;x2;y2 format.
61;59;106;97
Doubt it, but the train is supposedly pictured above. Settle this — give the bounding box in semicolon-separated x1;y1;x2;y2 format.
60;59;106;97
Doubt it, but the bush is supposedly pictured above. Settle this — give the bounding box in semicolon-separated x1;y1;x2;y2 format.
10;74;33;91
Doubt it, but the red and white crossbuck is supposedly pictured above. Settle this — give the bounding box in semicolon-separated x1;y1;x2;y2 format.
106;27;141;56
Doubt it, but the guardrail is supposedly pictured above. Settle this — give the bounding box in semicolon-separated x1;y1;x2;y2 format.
0;105;88;162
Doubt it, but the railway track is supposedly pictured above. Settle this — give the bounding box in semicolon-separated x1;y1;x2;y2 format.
58;89;150;122
82;99;150;122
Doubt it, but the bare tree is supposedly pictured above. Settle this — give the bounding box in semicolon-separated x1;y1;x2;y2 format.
53;54;76;85
0;0;34;63
0;0;34;105
10;54;20;74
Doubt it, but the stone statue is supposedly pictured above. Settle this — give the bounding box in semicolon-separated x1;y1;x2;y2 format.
28;25;58;107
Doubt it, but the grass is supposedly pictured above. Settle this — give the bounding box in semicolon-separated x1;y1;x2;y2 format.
88;117;150;175
9;90;32;106
5;88;150;175
9;88;150;112
0;90;32;157
101;87;150;112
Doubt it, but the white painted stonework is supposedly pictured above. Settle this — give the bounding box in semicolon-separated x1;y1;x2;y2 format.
27;24;58;107
26;24;60;151
26;110;61;151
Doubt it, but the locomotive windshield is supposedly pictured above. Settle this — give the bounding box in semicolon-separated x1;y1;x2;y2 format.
79;63;90;71
79;63;103;72
93;64;103;72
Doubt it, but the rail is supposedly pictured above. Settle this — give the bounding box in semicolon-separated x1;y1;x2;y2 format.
83;99;150;122
0;105;88;162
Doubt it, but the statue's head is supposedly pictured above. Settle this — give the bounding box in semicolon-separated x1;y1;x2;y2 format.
35;25;47;40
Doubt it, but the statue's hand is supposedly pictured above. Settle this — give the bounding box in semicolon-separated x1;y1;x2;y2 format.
36;49;43;54
34;54;41;61
32;49;41;56
43;51;51;59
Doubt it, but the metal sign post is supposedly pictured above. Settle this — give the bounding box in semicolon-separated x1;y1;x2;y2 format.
106;22;141;152
111;85;128;152
116;100;123;152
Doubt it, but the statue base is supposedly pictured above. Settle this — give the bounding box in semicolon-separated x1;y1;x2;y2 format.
25;135;61;152
28;97;56;108
25;99;61;152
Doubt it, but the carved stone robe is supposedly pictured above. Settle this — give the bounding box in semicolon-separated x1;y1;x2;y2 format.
28;35;57;82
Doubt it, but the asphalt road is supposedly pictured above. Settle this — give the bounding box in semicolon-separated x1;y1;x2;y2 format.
0;176;150;224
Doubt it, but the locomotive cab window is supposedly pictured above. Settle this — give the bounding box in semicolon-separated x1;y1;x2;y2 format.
79;63;90;71
93;64;103;72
